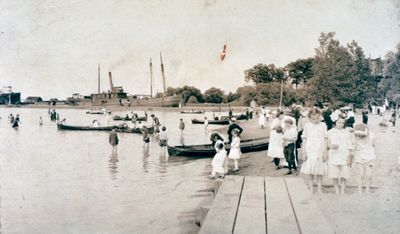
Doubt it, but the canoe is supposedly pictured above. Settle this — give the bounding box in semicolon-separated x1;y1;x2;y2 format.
117;126;154;134
191;119;230;125
57;123;126;131
86;110;110;114
167;137;269;157
180;110;205;114
219;114;248;120
113;115;148;121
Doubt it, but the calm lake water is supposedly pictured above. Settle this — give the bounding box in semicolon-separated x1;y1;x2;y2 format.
0;108;226;234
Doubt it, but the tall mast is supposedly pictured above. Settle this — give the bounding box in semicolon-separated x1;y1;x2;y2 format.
160;52;166;93
97;64;100;94
150;58;153;97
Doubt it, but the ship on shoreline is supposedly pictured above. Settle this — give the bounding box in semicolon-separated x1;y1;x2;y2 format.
90;53;181;107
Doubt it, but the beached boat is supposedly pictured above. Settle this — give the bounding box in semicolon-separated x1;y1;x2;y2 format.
191;118;230;125
180;110;205;114
167;137;269;157
57;123;126;131
112;115;148;121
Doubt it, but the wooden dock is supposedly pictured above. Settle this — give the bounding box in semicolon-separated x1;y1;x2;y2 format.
199;176;334;234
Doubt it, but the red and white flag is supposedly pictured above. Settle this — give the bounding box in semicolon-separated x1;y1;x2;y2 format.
220;44;227;61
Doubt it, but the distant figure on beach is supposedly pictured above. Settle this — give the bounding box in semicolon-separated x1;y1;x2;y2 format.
210;142;227;179
39;116;43;126
282;118;298;175
9;114;14;124
12;115;20;128
300;108;328;195
159;126;168;155
228;109;233;118
227;118;243;144
249;107;253;119
354;123;376;194
267;111;285;170
390;111;396;127
92;120;100;127
141;126;150;147
327;116;353;194
362;111;368;125
204;117;209;132
109;127;119;154
179;118;185;133
228;129;241;171
259;106;266;129
245;108;250;120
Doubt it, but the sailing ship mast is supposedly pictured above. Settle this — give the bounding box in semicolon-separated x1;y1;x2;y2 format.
150;58;153;97
98;64;100;94
160;52;166;93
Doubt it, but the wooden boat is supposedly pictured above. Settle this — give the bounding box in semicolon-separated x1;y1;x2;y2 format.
191;119;230;125
57;123;126;131
86;109;110;114
117;126;154;134
180;110;205;114
113;115;148;121
219;114;248;120
167;137;269;157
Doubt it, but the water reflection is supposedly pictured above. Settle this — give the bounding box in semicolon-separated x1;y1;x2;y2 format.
142;145;150;173
108;152;119;181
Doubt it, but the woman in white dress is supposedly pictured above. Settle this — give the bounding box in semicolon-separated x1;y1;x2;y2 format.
267;111;285;169
259;106;266;128
228;129;241;171
301;108;328;194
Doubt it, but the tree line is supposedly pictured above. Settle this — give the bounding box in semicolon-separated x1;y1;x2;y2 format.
159;32;400;108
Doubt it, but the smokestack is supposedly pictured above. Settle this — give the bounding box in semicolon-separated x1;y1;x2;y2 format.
108;72;114;92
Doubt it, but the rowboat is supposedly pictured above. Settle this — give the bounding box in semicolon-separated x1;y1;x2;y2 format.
191;119;230;125
117;126;154;134
219;114;248;120
180;110;205;114
86;109;110;114
57;123;126;131
112;115;148;121
167;137;269;157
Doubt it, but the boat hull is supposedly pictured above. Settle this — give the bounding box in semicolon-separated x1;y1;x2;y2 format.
113;116;148;121
167;138;269;157
191;119;230;125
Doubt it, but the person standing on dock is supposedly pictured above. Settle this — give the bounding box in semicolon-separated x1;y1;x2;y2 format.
227;118;243;144
109;127;119;154
210;142;227;179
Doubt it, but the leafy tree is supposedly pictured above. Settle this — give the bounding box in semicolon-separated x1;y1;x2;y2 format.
255;83;297;106
236;86;257;106
380;44;400;104
226;91;240;103
286;58;314;88
177;86;204;104
244;64;285;84
203;87;225;103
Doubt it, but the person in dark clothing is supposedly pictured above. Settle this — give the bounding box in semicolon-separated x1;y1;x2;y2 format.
322;108;333;130
362;111;368;125
227;118;243;144
228;109;233;118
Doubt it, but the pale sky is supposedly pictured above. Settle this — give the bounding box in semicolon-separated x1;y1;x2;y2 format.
1;0;399;99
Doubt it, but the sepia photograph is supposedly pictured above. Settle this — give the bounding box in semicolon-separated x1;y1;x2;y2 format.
0;0;399;233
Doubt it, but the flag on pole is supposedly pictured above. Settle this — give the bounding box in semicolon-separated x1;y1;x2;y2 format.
220;44;227;61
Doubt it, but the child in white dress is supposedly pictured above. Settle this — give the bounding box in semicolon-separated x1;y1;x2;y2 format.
354;123;376;194
327;117;354;194
259;106;266;129
301;108;328;194
267;112;285;169
211;142;227;179
228;129;241;171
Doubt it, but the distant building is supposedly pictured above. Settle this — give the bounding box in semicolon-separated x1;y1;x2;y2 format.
26;96;43;103
0;86;21;104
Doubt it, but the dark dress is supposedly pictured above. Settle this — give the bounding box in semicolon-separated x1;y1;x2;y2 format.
109;131;119;146
227;123;243;143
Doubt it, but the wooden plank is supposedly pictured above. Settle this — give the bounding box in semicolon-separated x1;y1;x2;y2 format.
265;177;299;234
200;175;244;234
284;177;334;234
234;176;266;234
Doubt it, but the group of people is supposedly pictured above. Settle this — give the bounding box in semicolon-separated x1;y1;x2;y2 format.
265;106;378;194
7;113;20;128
